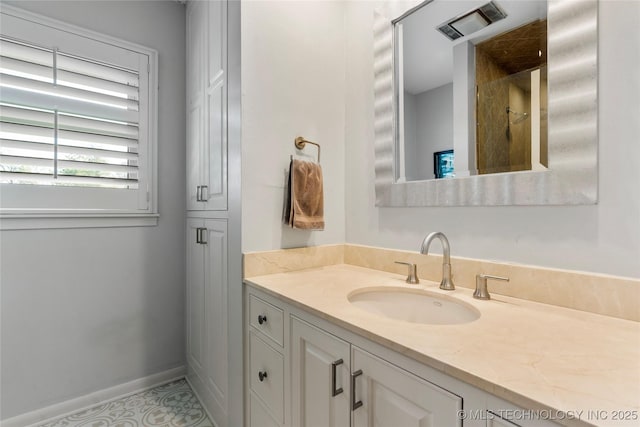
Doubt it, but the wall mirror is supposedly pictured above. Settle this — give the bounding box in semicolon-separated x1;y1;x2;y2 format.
373;0;598;206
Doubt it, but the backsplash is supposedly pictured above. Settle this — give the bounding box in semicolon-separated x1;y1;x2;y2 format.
243;244;640;322
243;244;344;277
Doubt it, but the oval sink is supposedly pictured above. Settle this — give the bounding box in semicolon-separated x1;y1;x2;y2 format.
348;287;480;325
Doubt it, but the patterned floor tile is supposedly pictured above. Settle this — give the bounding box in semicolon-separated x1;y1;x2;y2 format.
39;379;213;427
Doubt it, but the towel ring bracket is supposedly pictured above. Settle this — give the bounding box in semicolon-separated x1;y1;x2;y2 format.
294;136;321;163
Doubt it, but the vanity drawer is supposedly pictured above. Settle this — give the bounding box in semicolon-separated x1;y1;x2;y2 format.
249;331;284;423
249;293;284;347
249;392;280;427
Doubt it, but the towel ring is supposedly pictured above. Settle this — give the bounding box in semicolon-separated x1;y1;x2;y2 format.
294;136;320;163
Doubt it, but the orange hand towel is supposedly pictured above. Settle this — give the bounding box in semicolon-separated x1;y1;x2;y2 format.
285;158;325;230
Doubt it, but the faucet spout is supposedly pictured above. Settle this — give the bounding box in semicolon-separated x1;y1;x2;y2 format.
420;232;455;291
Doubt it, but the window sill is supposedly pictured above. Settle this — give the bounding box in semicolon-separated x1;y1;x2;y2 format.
0;213;159;230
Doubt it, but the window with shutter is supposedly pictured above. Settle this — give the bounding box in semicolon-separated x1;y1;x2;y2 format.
0;6;158;226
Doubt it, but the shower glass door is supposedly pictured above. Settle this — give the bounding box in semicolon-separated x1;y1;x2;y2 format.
476;66;548;175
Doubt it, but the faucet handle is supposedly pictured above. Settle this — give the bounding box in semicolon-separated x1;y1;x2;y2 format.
474;274;509;300
395;261;420;284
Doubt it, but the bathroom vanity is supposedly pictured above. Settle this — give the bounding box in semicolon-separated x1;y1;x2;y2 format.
243;261;639;427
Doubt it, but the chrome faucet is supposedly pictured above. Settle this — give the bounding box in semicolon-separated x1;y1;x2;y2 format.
420;232;455;290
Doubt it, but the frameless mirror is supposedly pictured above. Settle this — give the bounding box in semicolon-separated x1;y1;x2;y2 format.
373;0;598;206
395;0;548;182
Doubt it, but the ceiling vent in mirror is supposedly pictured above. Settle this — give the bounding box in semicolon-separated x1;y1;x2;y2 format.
437;1;507;41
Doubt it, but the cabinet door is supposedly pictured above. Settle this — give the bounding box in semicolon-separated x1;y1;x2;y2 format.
291;316;351;427
352;346;462;427
187;218;229;427
186;0;227;211
202;0;227;211
186;0;206;211
203;219;228;423
486;396;563;427
186;218;206;380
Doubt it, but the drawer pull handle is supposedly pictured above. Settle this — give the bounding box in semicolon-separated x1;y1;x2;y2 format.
258;315;267;325
331;359;344;397
351;369;363;410
258;371;268;382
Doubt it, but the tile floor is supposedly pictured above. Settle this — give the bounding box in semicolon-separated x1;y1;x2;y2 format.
39;379;213;427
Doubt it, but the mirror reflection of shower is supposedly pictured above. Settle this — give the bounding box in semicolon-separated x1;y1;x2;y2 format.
475;18;548;175
506;106;529;142
507;107;529;124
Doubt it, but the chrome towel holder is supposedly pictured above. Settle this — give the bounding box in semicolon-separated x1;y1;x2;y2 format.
294;136;320;163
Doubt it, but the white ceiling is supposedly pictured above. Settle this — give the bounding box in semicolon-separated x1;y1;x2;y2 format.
400;0;547;95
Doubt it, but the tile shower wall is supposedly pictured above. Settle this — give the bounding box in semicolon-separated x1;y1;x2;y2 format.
476;46;511;173
344;0;640;279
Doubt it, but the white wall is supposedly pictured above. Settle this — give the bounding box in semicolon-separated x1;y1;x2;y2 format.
241;0;346;252
0;1;186;420
345;0;640;278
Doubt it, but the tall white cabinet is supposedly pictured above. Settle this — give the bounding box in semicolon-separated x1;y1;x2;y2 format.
186;0;227;212
186;1;242;426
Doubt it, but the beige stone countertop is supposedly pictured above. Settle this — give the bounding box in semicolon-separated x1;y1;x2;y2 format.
244;264;640;427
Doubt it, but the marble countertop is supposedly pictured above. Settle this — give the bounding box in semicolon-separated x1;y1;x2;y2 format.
245;264;640;427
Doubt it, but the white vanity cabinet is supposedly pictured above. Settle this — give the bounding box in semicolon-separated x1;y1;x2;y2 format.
291;316;462;427
245;285;562;427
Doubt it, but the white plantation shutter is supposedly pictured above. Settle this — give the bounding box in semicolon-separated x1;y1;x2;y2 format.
0;7;157;216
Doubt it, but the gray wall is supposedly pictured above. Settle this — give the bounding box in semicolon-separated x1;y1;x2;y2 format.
404;84;454;181
402;92;419;181
416;83;453;180
0;1;186;419
344;0;640;278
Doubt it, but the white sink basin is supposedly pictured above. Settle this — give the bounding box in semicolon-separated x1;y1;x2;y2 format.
348;287;480;325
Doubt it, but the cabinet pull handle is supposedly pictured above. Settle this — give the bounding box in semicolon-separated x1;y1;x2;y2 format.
258;371;268;382
351;369;363;410
196;185;202;201
331;359;344;397
200;185;208;201
196;228;208;245
258;315;267;325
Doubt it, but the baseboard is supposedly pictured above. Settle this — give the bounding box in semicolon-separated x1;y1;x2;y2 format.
1;365;186;427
